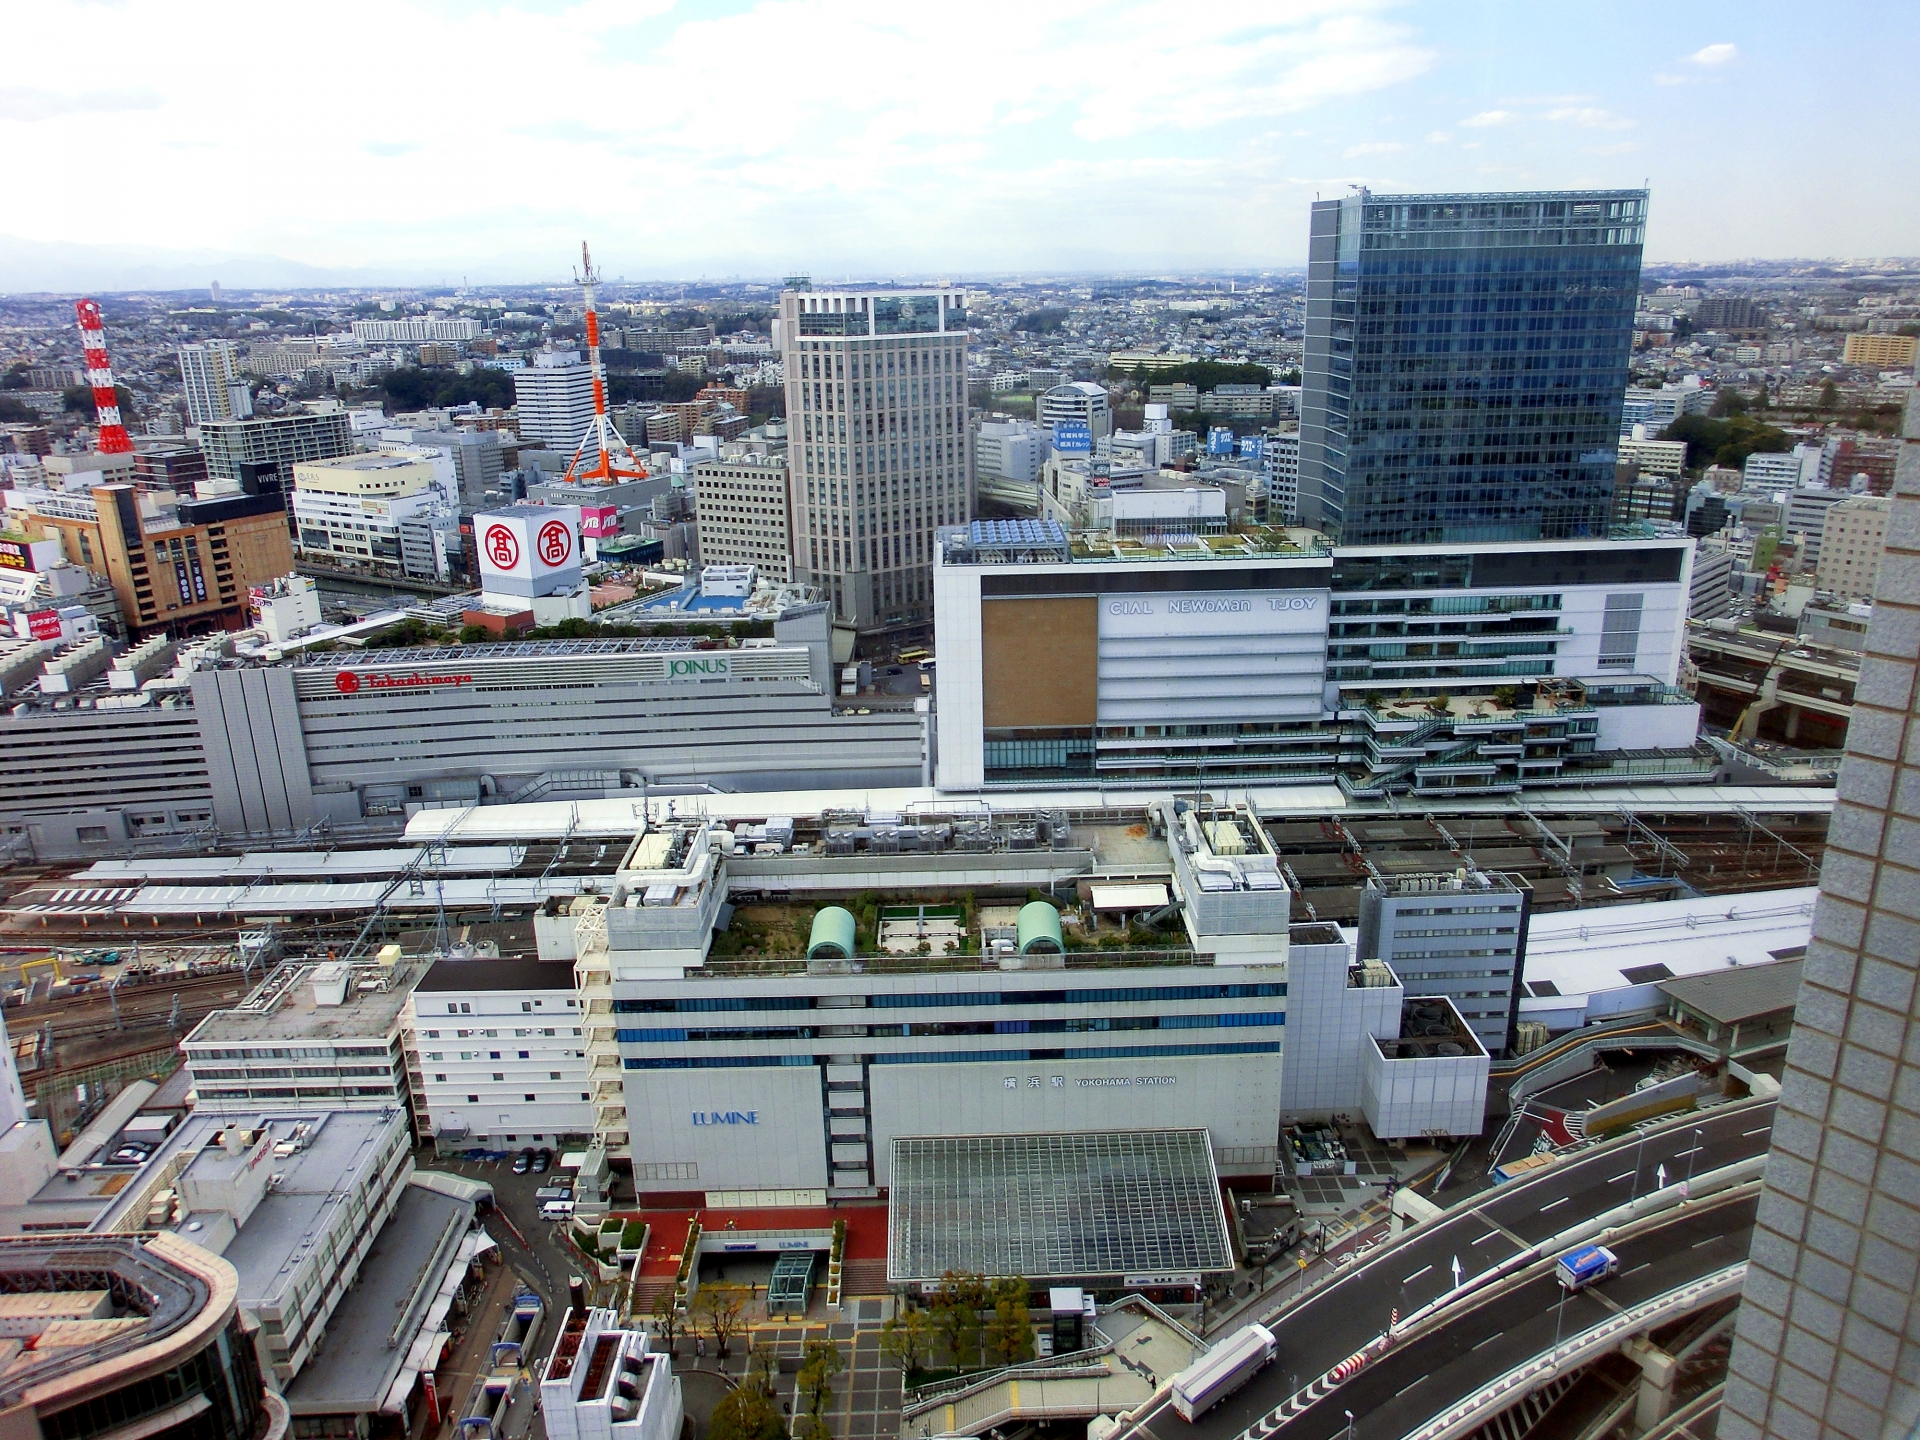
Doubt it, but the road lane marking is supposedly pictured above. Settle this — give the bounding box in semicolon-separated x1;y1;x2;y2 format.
1608;1170;1634;1183
1692;1236;1721;1248
1743;1126;1772;1137
1624;1262;1652;1276
1403;1264;1433;1284
1676;1146;1704;1158
1395;1376;1429;1398
1541;1196;1570;1212
1473;1331;1503;1350
1473;1231;1501;1247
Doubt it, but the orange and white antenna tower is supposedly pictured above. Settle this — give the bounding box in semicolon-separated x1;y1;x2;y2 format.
74;298;133;455
562;241;648;485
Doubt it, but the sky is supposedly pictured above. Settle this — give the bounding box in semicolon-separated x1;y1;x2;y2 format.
2;0;1916;290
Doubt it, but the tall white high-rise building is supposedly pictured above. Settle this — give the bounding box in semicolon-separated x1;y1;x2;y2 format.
511;351;596;452
177;340;253;426
779;283;972;635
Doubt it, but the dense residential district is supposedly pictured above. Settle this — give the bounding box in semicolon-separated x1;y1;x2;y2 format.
0;197;1918;1440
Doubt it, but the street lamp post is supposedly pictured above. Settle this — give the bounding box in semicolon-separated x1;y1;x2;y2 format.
1686;1126;1704;1185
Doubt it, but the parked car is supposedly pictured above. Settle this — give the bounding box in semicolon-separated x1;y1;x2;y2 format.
539;1200;575;1222
532;1148;551;1174
512;1149;534;1174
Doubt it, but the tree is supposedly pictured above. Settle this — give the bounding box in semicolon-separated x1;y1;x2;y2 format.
691;1283;751;1358
796;1337;845;1421
1664;414;1790;473
745;1343;781;1396
1819;379;1840;412
929;1271;989;1369
0;397;34;424
878;1308;934;1373
707;1384;786;1440
649;1287;683;1356
981;1279;1035;1367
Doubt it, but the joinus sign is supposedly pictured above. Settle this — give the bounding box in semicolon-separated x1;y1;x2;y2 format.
667;656;731;679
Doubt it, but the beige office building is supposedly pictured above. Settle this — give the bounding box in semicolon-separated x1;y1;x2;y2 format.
780;283;972;636
691;453;794;583
1818;493;1891;599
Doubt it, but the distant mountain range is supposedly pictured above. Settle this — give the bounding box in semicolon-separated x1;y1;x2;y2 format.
0;234;500;293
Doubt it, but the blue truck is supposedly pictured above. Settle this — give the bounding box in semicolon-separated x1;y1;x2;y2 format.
1555;1243;1619;1291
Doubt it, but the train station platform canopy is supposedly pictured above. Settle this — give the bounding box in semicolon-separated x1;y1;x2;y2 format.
886;1130;1233;1287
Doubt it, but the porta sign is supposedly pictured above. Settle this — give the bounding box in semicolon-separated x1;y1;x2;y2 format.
474;505;584;599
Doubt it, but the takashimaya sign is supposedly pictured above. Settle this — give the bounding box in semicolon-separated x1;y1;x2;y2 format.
334;670;473;695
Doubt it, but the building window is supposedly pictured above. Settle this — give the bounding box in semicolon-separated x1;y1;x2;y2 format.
524;1093;537;1102
435;1073;446;1082
493;1072;504;1080
467;1094;479;1103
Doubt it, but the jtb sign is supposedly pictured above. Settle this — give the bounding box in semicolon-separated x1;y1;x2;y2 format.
692;1110;759;1126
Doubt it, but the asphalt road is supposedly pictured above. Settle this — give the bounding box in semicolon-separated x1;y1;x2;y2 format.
1275;1191;1757;1440
1144;1100;1776;1440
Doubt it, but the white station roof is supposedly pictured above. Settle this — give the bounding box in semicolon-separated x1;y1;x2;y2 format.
1517;887;1817;1028
403;784;1835;843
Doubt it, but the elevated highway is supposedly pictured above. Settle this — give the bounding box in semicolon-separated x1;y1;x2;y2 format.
1121;1100;1774;1440
1261;1190;1754;1440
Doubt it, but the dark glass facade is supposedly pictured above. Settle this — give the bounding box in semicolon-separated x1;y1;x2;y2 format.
1300;190;1647;545
41;1316;265;1440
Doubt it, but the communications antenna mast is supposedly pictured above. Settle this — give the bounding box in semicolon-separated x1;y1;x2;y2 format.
562;241;649;486
73;299;133;455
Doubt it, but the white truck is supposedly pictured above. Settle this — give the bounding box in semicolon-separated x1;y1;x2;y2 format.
1169;1323;1277;1421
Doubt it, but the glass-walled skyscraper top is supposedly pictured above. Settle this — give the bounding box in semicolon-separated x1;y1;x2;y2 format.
1299;190;1647;546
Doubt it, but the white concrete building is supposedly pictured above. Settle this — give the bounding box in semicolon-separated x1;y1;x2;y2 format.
182;959;424;1120
406;959;593;1152
541;1308;680;1440
291;451;458;582
1038;382;1112;442
513;352;597;452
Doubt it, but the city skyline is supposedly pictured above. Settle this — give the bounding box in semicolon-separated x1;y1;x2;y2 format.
3;0;1917;292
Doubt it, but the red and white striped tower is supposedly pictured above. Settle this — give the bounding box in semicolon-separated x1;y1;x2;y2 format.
562;241;649;485
73;298;133;455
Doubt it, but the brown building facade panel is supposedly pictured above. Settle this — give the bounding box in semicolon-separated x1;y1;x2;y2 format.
980;596;1097;729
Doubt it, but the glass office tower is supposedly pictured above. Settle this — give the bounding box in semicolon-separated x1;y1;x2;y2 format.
1299;190;1647;545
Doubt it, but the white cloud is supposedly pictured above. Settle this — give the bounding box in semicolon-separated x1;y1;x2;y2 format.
1425;130;1452;143
1689;42;1738;65
0;86;160;120
0;0;1448;276
1460;110;1518;127
1653;72;1691;86
1344;141;1406;157
1585;142;1639;155
1545;106;1635;131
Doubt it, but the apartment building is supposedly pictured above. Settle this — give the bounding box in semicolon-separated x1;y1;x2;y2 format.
1817;493;1890;599
512;352;596;451
177;340;253;426
198;410;353;487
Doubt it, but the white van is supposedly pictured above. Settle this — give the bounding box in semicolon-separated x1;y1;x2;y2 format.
539;1200;575;1222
